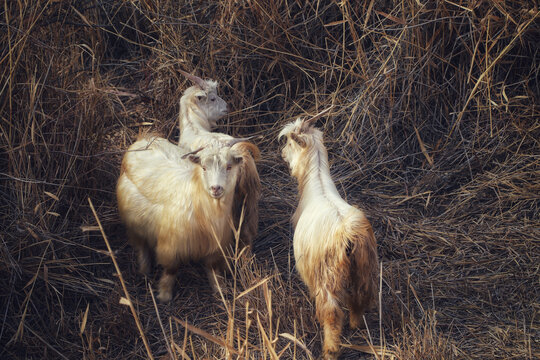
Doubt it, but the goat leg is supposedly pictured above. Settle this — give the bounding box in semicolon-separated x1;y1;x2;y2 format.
204;253;227;293
157;267;177;302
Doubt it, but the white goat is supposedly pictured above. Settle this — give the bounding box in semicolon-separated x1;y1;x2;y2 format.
279;116;378;360
177;70;261;248
117;135;259;302
178;69;235;150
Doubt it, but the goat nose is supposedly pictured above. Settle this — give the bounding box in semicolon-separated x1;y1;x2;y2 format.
211;185;223;193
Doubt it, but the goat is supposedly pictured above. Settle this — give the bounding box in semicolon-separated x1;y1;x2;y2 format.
177;70;260;250
116;135;259;302
177;70;230;150
278;115;378;360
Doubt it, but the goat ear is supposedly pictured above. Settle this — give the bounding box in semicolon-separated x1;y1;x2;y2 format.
233;156;243;165
194;90;207;102
291;132;307;148
230;148;244;164
188;155;200;164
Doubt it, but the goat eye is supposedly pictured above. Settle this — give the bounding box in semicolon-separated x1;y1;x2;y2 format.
211;98;216;102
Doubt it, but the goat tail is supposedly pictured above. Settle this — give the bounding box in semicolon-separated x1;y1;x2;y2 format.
232;142;261;251
342;208;379;315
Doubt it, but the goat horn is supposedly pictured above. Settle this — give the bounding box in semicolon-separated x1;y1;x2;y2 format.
303;106;333;125
181;147;205;159
227;136;257;147
179;69;209;91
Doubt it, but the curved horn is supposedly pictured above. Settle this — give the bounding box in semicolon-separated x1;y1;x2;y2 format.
226;136;258;147
179;69;208;90
303;106;333;125
181;147;205;159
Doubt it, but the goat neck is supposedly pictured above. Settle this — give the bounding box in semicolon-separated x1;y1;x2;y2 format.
293;134;341;213
179;90;212;140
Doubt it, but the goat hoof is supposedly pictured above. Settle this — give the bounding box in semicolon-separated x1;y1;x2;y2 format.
210;278;226;295
322;350;340;360
139;264;151;277
322;346;340;360
349;315;363;329
157;290;172;303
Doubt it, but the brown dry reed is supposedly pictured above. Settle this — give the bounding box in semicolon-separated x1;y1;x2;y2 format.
1;1;538;359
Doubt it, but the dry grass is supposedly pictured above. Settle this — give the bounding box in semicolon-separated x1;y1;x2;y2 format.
1;1;538;359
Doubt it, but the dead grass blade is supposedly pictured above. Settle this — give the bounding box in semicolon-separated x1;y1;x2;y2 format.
88;198;154;360
279;333;314;360
341;343;396;359
172;316;239;355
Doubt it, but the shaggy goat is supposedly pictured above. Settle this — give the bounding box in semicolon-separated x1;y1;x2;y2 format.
117;135;258;302
177;70;260;249
279;117;378;360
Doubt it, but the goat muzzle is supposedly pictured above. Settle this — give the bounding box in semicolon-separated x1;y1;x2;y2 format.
210;185;224;199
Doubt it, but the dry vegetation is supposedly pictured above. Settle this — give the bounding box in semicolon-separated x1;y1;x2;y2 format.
1;1;538;359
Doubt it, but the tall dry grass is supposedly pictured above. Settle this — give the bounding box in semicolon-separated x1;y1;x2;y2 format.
1;1;538;359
